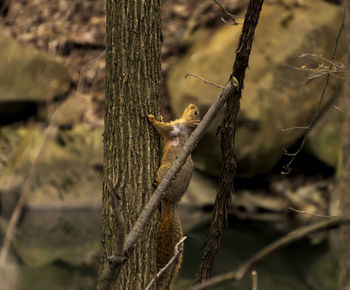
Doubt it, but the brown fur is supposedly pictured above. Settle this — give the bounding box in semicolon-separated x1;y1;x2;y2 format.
147;104;200;289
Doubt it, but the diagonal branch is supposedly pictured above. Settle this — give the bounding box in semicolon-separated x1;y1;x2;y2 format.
145;236;187;290
123;78;238;254
191;217;350;290
97;181;127;290
212;0;241;25
185;73;225;89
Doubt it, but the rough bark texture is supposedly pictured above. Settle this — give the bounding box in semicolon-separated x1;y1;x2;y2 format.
194;0;264;283
100;0;161;289
341;3;350;289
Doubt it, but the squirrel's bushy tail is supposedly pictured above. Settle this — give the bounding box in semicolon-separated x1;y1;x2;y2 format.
156;202;183;290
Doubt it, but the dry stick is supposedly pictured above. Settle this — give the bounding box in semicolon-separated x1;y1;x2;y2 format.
185;73;225;89
289;206;337;218
333;104;344;114
212;0;240;25
281;15;344;174
194;0;264;283
97;78;238;290
97;182;126;290
145;236;187;290
251;270;258;290
0;126;57;268
191;217;350;290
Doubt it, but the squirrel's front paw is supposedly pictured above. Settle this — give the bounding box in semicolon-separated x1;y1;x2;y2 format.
147;114;156;122
153;177;160;188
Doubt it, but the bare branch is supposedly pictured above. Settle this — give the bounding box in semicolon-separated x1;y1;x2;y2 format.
281;138;306;175
191;217;350;290
212;0;241;25
145;236;187;290
109;181;126;254
0;125;57;269
281;126;310;132
289;207;337;218
251;270;258;290
302;73;328;85
97;181;127;290
281;15;344;174
332;104;344;114
185;73;225;89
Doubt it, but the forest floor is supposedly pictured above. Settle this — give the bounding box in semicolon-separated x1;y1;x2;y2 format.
0;0;247;120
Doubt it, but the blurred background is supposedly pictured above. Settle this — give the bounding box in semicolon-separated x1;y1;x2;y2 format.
0;0;345;289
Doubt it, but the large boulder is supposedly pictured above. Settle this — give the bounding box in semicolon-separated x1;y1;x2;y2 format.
0;35;71;123
13;210;100;268
167;1;343;176
0;124;103;210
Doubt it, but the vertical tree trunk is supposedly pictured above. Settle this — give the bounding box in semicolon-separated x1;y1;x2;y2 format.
340;3;350;289
100;1;161;289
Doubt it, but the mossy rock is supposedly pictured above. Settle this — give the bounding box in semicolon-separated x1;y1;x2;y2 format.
13;210;100;267
0;34;71;123
168;1;342;176
0;124;103;209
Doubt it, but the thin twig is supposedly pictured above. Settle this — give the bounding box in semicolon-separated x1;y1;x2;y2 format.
332;104;344;114
191;217;350;290
212;0;241;25
109;181;125;255
281;126;310;132
281;138;305;175
144;236;187;290
97;181;127;290
251;270;258;290
298;53;341;66
185;73;225;89
0;125;57;268
289;207;337;218
281;15;344;174
302;73;328;85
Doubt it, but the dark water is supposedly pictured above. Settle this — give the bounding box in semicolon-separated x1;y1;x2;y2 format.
178;219;339;290
1;210;339;290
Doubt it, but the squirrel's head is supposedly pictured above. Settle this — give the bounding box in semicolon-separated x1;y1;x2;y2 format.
181;104;200;127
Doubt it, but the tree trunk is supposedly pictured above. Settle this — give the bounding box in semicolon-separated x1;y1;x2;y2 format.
340;3;350;289
100;1;161;289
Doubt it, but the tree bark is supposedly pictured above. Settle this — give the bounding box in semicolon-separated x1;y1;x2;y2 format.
99;0;161;289
340;3;350;289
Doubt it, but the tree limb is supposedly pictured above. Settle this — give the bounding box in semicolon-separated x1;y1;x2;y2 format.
194;0;264;283
97;181;126;290
191;217;350;290
123;78;238;254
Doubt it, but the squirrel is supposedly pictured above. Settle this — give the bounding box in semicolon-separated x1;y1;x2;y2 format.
147;104;200;290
